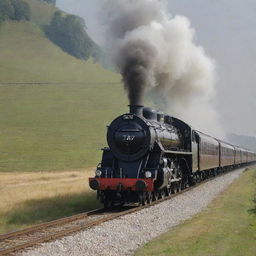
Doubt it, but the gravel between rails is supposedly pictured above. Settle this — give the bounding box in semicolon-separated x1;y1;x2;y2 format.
21;168;245;256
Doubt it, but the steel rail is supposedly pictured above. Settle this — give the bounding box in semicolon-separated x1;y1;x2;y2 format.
0;208;105;241
0;166;251;256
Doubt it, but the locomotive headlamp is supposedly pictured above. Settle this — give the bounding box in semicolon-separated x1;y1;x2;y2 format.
145;171;152;178
95;169;102;177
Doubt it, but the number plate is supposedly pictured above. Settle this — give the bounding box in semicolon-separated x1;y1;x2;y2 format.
123;115;134;120
123;135;136;141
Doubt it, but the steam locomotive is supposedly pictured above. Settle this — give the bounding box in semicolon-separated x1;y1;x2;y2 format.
89;105;256;207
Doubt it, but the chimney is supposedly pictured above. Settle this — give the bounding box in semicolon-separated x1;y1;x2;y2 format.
129;105;144;117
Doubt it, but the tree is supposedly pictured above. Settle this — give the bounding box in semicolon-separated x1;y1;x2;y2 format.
45;11;95;60
11;0;30;21
62;14;92;59
0;0;30;22
0;0;15;22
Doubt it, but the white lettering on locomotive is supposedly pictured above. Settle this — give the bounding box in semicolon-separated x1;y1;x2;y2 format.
123;135;136;141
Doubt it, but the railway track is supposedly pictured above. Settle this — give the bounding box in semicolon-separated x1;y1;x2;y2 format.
0;207;135;256
0;167;248;256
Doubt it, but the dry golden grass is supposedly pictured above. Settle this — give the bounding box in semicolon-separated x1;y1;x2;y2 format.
0;169;100;233
0;168;93;208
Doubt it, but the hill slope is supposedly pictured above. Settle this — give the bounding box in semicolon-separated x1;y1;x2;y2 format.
0;21;117;83
0;1;126;172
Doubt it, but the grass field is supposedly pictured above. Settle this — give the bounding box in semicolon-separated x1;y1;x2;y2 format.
136;168;256;256
0;82;127;172
0;169;100;233
0;19;128;172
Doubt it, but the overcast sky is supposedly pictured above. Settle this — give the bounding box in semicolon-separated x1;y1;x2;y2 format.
57;0;256;137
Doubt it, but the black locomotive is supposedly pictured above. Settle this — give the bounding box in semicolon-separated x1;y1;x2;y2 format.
89;105;256;207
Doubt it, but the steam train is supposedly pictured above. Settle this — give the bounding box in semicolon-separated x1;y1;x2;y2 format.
89;105;256;207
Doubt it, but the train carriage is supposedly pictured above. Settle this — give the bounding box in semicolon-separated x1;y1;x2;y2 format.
241;149;247;163
250;151;255;162
234;146;242;165
194;132;219;171
219;142;235;167
247;151;251;162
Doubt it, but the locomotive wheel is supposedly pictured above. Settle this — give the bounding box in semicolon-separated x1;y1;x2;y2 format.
146;192;153;204
153;191;159;201
171;183;178;194
195;173;200;183
181;180;185;190
159;190;165;199
189;175;196;186
104;199;113;209
102;192;112;209
177;181;182;192
182;177;189;189
139;192;146;206
166;187;172;196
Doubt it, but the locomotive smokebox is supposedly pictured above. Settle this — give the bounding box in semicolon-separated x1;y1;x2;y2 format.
129;105;144;117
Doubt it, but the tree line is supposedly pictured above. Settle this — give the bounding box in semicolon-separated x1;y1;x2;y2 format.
0;0;30;22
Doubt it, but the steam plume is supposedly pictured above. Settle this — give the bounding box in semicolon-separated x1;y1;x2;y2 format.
103;0;224;137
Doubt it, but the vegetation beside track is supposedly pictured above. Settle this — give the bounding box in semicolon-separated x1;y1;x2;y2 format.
136;168;256;256
0;169;100;233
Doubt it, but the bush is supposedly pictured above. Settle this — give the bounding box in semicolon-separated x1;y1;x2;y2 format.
0;0;15;22
11;0;30;21
0;0;30;22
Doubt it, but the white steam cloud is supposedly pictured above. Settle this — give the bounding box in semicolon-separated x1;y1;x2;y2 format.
103;0;224;138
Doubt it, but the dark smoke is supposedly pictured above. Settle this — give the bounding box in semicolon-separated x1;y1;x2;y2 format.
117;40;156;105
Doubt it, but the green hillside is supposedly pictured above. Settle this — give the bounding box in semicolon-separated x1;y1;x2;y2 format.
0;1;127;172
0;82;127;172
0;21;118;83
